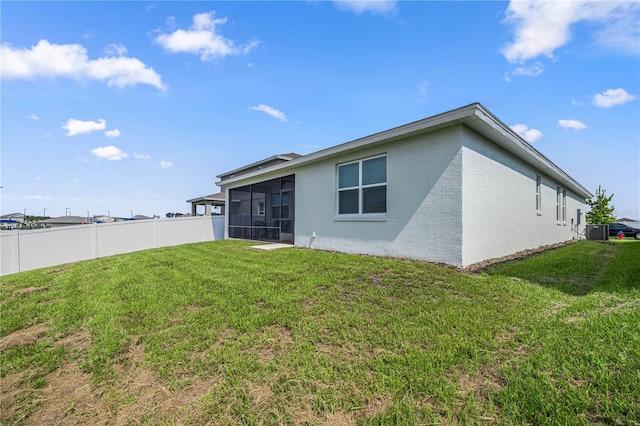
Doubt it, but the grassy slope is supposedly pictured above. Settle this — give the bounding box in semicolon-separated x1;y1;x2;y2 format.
1;240;638;425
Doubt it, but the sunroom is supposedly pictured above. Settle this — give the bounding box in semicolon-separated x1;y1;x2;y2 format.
228;175;295;243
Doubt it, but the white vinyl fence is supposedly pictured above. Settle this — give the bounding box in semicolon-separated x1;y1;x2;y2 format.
1;216;225;276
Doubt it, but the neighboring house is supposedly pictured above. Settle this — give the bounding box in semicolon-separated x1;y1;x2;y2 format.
40;216;93;227
133;215;154;220
617;218;640;229
1;213;26;223
188;154;302;217
187;192;226;216
216;103;592;268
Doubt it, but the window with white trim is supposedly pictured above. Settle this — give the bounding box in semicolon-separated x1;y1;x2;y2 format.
562;189;566;224
556;186;562;223
536;175;542;214
338;155;387;215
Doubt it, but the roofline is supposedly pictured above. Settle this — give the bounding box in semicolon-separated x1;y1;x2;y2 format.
217;103;592;199
186;195;225;203
215;153;300;179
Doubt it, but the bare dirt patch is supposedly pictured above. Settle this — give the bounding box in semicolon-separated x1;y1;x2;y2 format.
258;325;294;364
34;361;102;425
248;382;274;409
456;367;502;401
7;334;217;425
0;323;49;352
54;330;92;352
325;411;357;425
361;395;391;418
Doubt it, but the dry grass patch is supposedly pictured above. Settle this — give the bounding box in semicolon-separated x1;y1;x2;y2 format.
0;323;49;352
258;325;294;364
13;286;49;296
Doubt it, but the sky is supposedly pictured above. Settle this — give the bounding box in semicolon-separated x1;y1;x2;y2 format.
1;0;639;219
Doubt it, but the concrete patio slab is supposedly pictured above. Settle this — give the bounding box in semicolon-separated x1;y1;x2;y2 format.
250;243;295;251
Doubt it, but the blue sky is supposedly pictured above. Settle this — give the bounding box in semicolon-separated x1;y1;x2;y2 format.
2;1;639;219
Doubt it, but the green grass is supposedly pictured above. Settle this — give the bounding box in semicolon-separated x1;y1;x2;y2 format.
1;240;639;425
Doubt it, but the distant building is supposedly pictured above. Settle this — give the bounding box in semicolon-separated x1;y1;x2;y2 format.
39;216;94;228
1;213;26;223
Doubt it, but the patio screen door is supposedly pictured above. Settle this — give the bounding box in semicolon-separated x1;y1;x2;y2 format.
228;175;294;242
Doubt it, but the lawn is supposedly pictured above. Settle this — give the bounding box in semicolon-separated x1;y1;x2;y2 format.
1;240;638;425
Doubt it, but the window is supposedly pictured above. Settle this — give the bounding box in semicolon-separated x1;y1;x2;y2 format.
556;186;562;223
257;201;265;215
562;189;566;224
338;155;387;215
536;175;542;214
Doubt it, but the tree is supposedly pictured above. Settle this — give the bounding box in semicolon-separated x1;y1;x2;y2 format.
585;185;616;224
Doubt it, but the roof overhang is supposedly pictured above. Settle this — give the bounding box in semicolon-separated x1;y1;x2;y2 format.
186;193;226;204
217;103;592;199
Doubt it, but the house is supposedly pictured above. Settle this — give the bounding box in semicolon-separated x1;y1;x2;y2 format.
1;213;26;223
216;103;592;268
40;215;93;227
187;192;226;216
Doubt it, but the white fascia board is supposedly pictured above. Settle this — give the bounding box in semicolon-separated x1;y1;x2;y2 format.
215;154;298;180
471;106;593;199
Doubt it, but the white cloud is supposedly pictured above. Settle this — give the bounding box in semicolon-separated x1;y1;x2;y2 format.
501;1;640;63
155;11;259;62
133;153;150;160
105;129;121;138
511;123;543;143
592;88;636;108
27;113;40;120
591;6;640;55
513;62;544;78
0;39;166;90
504;62;545;81
251;104;287;122
332;0;398;15
558;119;587;130
160;161;173;169
104;43;127;57
26;195;52;200
91;145;128;161
62;118;106;136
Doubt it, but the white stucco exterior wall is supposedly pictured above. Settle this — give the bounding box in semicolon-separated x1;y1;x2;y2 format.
295;126;465;266
460;127;587;266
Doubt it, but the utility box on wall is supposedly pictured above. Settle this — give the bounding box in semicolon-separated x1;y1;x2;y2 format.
586;224;609;241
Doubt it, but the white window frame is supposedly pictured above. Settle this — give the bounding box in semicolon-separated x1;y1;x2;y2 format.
562;189;567;225
556;186;562;224
336;154;387;219
536;175;542;215
257;201;265;216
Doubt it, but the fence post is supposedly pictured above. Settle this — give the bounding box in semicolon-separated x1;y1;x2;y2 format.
92;222;98;259
153;217;158;248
